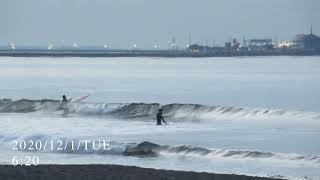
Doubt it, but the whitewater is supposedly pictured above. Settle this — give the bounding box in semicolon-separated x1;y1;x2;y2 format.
0;56;320;179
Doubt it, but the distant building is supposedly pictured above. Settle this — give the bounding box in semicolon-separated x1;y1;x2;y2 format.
188;44;224;53
225;42;231;48
248;39;274;51
293;33;320;50
232;38;240;50
278;41;293;48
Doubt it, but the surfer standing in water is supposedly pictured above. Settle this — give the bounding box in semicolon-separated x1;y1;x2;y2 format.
61;95;72;113
156;109;167;125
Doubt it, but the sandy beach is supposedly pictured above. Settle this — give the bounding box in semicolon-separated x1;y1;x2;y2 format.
0;164;282;180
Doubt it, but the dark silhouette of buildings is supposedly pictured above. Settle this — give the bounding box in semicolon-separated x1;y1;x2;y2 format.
248;39;274;51
293;26;320;50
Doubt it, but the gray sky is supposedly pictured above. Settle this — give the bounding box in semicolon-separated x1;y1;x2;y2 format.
0;0;319;49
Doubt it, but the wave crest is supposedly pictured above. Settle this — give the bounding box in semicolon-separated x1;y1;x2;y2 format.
1;98;320;120
124;142;320;163
3;133;319;164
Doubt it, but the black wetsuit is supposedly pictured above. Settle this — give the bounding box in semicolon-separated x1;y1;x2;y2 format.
61;98;68;107
61;98;69;112
156;112;166;125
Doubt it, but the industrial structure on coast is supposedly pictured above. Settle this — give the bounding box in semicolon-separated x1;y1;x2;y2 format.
1;28;320;58
187;26;320;57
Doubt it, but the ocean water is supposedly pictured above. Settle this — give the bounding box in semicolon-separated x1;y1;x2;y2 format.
0;56;320;179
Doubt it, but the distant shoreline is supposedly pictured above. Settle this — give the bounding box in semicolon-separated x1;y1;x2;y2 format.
0;164;282;180
0;49;319;58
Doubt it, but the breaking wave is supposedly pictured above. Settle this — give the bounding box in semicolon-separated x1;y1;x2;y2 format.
2;133;319;164
124;142;320;164
1;98;320;120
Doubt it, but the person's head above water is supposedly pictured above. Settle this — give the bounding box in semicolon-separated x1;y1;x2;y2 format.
159;109;163;112
62;95;67;100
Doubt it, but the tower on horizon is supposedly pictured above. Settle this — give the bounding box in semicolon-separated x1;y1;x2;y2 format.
188;32;191;47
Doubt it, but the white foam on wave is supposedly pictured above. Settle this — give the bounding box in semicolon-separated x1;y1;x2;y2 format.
1;99;319;122
160;144;320;164
2;133;319;165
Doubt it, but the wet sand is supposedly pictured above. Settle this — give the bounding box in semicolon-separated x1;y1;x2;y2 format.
0;164;282;180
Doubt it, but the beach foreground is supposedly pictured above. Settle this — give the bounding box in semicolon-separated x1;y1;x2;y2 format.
0;165;281;180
